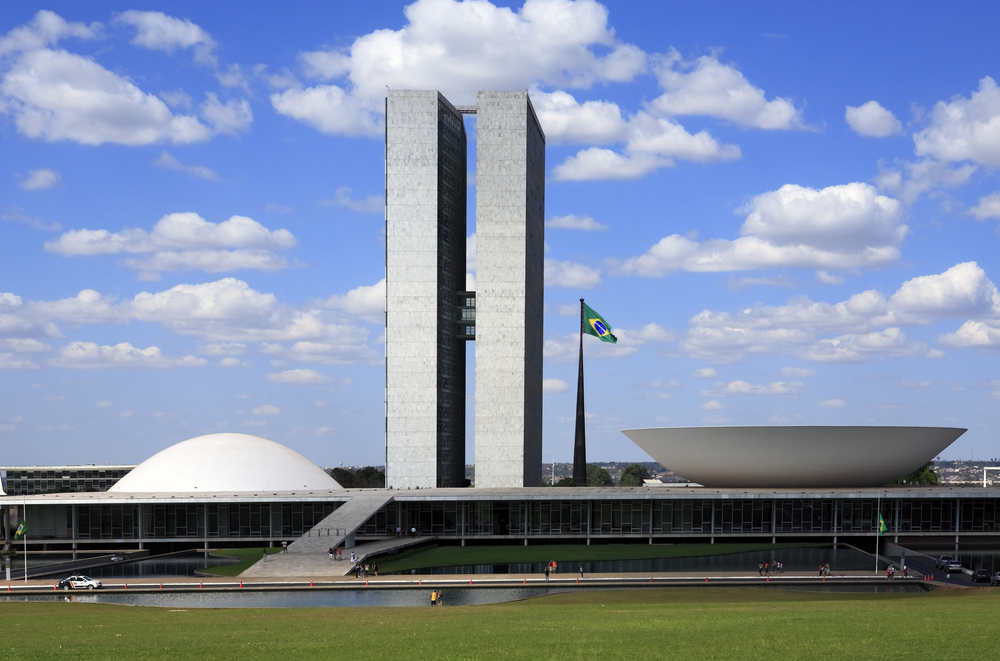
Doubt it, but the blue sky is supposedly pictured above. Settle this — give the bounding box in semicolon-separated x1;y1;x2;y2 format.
3;1;1000;470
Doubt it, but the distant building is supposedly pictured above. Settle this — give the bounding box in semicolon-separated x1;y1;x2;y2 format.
0;466;135;496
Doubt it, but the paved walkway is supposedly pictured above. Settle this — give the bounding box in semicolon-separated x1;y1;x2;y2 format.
242;535;435;578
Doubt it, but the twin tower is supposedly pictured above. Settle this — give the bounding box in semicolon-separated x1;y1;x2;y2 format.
385;90;544;489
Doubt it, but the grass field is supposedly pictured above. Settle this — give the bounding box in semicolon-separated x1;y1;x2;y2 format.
2;587;996;660
374;542;817;574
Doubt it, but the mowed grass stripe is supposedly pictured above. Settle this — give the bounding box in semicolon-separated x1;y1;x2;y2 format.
1;588;997;660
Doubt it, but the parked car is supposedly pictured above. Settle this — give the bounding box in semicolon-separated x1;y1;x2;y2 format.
57;575;102;590
111;553;127;562
991;571;1000;586
972;568;990;583
935;555;963;572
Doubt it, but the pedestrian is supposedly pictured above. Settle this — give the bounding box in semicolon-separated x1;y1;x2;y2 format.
373;562;378;577
437;590;443;607
411;527;416;537
396;526;401;538
338;548;342;561
328;547;334;561
824;562;830;576
903;564;908;579
764;561;769;576
579;565;584;579
758;561;763;576
819;564;824;577
262;548;267;562
282;540;288;553
431;589;437;606
544;565;550;582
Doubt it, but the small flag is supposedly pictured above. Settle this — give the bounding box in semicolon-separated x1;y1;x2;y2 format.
878;514;887;536
13;520;26;540
583;304;617;343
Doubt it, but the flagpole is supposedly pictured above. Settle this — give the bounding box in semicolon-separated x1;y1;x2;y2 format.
573;298;587;485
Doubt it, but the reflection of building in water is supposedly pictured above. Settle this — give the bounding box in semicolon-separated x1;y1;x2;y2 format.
1;465;135;495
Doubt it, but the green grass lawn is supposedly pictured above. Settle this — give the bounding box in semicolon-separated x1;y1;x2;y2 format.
198;548;281;577
1;587;998;660
375;542;817;574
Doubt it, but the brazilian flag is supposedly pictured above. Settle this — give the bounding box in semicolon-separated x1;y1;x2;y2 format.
13;520;26;540
878;514;887;536
583;304;617;343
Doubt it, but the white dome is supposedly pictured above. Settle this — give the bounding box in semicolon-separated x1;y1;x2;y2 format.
109;433;342;492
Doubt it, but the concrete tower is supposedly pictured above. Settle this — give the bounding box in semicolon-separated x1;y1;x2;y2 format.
385;90;468;489
474;91;545;488
385;90;544;489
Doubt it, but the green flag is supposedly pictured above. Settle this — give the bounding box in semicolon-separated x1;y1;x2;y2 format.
582;304;617;343
13;520;26;540
878;513;887;536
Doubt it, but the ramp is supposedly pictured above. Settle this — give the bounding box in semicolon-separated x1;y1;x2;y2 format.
240;491;393;577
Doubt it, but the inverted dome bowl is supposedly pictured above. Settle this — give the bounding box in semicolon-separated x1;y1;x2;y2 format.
622;426;965;488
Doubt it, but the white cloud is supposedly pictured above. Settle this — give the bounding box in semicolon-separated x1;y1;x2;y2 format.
651;50;804;130
160;89;193;109
95;399;112;407
701;380;804;397
544;322;672;362
845;101;902;137
319;186;383;213
543;378;569;393
875;158;976;204
49;341;207;368
324;279;385;324
273;0;646;137
154;151;219;181
680;262;998;363
219;357;251;368
0;10;101;57
1;48;212;146
17;168;60;190
530;89;629;144
554;111;740;181
200;342;246;355
200;93;252;135
940;320;1000;349
801;328;926;363
1;205;61;232
614;183;905;276
252;404;281;416
914;77;1000;166
546;214;607;231
0;353;39;369
816;270;844;285
692;367;717;378
45;213;296;279
114;10;217;66
701;400;725;410
265;203;293;215
545;259;601;288
969;192;1000;221
819;398;846;408
266;368;334;385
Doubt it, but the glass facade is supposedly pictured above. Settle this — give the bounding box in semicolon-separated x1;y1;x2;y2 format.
2;467;134;495
69;502;341;540
356;496;995;538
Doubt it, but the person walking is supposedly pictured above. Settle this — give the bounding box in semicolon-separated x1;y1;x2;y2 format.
903;564;908;579
430;590;437;606
328;547;334;561
282;540;288;553
758;561;763;576
764;561;769;577
579;565;584;579
544;565;550;582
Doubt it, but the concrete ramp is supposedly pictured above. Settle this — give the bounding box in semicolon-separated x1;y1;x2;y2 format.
291;491;394;553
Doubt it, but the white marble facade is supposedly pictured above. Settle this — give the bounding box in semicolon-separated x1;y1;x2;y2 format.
474;91;545;488
385;90;543;489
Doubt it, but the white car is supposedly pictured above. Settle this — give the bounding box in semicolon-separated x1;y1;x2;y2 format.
58;575;103;590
